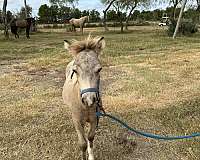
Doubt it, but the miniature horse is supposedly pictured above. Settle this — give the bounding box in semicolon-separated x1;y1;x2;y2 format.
10;18;35;39
62;36;105;160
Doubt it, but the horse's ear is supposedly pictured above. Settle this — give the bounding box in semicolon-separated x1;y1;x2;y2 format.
96;37;105;52
64;40;71;50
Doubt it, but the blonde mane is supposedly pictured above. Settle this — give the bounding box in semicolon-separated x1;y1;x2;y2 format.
68;36;105;55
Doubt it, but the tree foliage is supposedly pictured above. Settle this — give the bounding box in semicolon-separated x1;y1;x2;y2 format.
17;5;32;19
38;4;101;23
49;0;78;7
101;0;151;32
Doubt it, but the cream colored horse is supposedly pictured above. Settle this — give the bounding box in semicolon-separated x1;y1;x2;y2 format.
69;16;89;34
62;36;105;160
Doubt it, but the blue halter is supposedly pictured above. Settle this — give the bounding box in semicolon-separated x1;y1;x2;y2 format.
80;88;99;97
80;78;100;97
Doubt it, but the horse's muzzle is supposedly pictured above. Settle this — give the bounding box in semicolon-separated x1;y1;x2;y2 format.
81;92;98;107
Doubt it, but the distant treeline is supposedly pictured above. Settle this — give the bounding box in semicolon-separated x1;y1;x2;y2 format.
0;4;199;24
37;4;200;24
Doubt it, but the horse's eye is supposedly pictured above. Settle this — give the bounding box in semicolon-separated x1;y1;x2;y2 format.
73;69;77;73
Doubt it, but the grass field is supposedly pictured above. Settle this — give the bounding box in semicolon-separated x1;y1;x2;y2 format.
0;26;200;160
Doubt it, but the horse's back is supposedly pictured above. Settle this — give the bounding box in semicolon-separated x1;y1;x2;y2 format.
16;20;27;28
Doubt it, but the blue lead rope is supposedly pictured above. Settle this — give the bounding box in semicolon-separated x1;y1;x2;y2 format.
96;112;200;140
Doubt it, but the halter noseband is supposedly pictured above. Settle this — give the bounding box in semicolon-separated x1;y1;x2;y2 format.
80;79;100;101
80;88;99;97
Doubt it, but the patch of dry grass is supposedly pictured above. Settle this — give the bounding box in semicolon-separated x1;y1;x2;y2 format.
0;27;200;159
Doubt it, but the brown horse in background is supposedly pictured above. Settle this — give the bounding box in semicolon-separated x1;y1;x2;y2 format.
10;18;35;39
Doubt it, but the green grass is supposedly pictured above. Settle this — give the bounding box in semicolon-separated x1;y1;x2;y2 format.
0;27;200;160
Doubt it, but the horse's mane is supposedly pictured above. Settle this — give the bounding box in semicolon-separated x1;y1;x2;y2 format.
68;35;105;55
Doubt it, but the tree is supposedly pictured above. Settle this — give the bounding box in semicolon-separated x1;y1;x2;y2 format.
49;0;78;7
24;0;28;18
152;9;163;20
107;10;118;21
38;4;51;23
113;1;126;32
197;0;200;11
0;10;2;23
71;8;81;18
196;0;200;22
81;10;90;16
18;5;32;19
170;0;183;20
49;5;59;22
130;10;140;20
173;0;187;39
2;0;9;38
123;0;138;30
58;6;71;22
89;10;101;22
101;0;117;31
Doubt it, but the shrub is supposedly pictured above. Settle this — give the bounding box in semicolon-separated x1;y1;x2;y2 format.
168;19;198;36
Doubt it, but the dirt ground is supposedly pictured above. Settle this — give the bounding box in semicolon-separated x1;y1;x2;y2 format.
0;27;200;160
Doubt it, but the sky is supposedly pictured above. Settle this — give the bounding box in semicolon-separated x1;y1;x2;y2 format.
0;0;106;17
0;0;194;17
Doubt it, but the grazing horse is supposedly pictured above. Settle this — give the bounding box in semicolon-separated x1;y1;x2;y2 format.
62;36;105;160
69;16;89;34
10;18;35;39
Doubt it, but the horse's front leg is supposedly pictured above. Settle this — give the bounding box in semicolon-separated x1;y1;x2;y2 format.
87;117;97;160
26;27;30;39
80;26;83;35
73;120;87;160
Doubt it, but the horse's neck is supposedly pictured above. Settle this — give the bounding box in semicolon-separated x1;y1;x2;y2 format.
81;17;87;22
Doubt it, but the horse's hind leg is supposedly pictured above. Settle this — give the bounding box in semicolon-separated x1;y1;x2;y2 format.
73;25;76;32
73;120;87;160
87;119;97;160
80;26;83;35
16;33;19;38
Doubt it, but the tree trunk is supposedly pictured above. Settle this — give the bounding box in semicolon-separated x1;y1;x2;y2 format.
173;0;187;39
173;5;177;20
103;10;109;31
24;0;28;18
197;0;200;11
197;0;200;21
120;21;124;33
120;15;124;33
125;5;137;31
102;0;116;32
117;12;123;33
3;0;9;39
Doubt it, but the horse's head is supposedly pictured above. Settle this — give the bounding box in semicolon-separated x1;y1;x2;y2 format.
64;36;105;107
86;16;89;22
25;17;35;25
